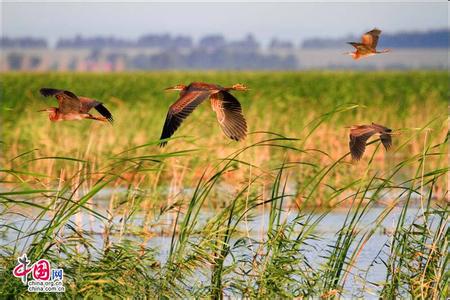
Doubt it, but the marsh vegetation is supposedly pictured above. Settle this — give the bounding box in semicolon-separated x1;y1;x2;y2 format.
1;71;448;298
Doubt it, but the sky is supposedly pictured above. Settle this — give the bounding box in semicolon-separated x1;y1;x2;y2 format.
2;2;448;46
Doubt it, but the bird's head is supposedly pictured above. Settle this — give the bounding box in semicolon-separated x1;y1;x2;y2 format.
37;107;57;120
345;52;360;60
37;107;57;113
165;84;187;91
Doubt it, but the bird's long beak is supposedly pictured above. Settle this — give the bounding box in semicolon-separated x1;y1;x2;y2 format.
343;52;356;57
164;86;177;91
37;109;47;112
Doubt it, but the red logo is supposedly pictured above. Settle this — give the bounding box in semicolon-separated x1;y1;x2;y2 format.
33;259;51;281
13;254;51;284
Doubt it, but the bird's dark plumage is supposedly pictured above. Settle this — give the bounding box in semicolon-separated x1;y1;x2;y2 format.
40;88;78;99
94;104;114;123
159;88;212;146
40;88;81;113
211;91;247;141
159;82;248;146
39;87;113;123
362;29;381;48
346;28;389;60
349;123;393;161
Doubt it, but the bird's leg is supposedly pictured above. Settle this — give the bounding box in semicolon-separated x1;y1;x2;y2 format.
86;114;108;122
224;83;249;91
377;49;391;54
387;131;402;136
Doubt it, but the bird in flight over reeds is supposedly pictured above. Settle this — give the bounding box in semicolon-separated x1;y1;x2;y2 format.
346;28;391;60
38;88;113;123
159;82;248;146
349;123;393;161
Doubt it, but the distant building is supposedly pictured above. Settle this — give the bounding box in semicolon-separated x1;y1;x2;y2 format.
227;34;259;51
199;35;226;50
0;30;448;71
0;36;47;48
269;38;294;50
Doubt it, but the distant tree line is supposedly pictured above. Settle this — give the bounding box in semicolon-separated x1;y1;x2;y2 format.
55;33;262;51
0;37;47;48
302;29;449;49
128;48;298;70
2;29;448;50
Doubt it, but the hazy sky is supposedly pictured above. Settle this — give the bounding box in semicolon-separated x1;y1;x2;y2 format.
2;2;448;45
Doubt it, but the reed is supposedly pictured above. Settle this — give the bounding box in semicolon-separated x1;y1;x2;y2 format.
1;71;447;206
0;71;447;298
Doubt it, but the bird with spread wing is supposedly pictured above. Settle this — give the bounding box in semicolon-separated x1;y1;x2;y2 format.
39;88;113;123
349;123;393;161
346;28;391;60
159;82;248;146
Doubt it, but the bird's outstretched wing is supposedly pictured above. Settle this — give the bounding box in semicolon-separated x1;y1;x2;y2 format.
40;88;81;113
371;123;392;150
159;90;211;146
211;91;247;141
79;97;114;123
94;104;114;123
348;42;364;50
371;122;391;132
349;127;376;161
40;88;77;99
380;134;392;151
79;97;101;112
362;29;381;48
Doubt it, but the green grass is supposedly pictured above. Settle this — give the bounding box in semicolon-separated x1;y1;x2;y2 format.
1;71;447;206
0;71;448;298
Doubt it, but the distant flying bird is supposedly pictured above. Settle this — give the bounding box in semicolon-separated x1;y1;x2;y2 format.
159;82;248;146
39;88;113;123
349;123;393;161
346;29;390;60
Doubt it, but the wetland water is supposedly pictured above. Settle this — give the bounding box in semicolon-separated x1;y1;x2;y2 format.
2;193;428;298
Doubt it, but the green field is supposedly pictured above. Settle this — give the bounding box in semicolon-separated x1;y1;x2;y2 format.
2;71;448;189
1;71;448;298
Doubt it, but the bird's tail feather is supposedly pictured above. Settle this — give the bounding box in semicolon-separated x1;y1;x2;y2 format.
94;104;114;123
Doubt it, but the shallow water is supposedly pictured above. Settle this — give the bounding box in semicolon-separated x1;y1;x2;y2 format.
2;195;430;299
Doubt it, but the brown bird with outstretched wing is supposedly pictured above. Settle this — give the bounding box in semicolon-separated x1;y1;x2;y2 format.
39;88;113;123
349;123;393;161
159;82;248;146
346;28;390;60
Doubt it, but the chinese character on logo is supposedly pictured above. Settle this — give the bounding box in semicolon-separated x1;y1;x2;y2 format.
52;269;64;281
33;259;51;281
12;254;65;292
13;255;53;284
12;254;32;285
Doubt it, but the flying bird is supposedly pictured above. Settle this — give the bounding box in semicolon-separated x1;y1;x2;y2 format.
349;123;393;161
159;82;248;146
39;88;113;123
346;28;390;60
